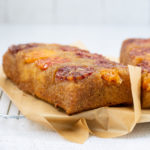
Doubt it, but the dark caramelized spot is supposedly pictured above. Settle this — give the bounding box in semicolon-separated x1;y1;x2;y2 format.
55;66;94;81
96;60;115;67
95;57;125;68
9;43;40;54
76;51;103;59
36;57;70;70
60;46;79;51
60;45;124;69
137;60;150;73
75;49;125;68
60;45;89;53
129;48;150;57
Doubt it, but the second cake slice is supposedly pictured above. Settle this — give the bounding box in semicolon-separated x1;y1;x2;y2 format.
120;38;150;108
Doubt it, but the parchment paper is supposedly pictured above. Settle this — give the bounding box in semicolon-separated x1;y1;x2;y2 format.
0;42;144;144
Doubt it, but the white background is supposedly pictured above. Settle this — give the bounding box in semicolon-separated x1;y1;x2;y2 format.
1;0;150;150
0;0;150;25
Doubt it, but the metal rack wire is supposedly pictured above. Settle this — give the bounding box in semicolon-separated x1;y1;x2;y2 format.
0;90;24;119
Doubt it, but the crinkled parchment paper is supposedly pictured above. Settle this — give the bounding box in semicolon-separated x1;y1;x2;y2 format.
0;41;143;143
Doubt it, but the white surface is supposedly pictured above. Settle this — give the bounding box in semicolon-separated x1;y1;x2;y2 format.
0;0;150;25
0;118;150;150
1;25;150;149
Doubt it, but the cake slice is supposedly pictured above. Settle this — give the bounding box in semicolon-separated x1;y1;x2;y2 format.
3;43;133;114
120;38;150;108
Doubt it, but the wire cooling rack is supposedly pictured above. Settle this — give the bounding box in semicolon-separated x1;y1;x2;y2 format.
0;89;24;119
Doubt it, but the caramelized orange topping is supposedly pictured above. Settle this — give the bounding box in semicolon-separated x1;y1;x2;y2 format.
100;69;122;84
23;49;70;70
55;66;94;81
36;57;70;70
24;49;57;63
133;57;144;65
